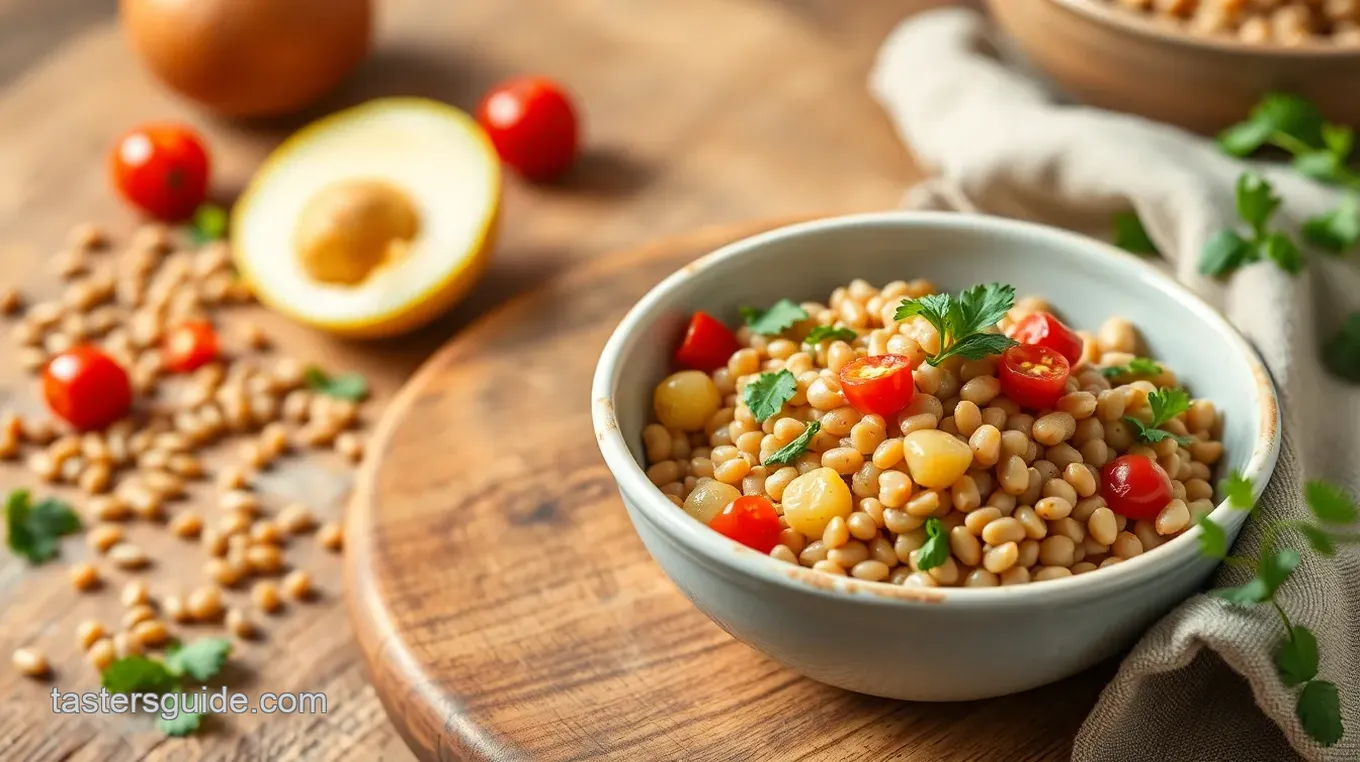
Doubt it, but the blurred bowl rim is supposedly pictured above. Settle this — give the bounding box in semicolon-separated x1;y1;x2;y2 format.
1049;0;1360;58
591;211;1282;610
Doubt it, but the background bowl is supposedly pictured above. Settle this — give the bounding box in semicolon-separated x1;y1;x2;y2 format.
592;212;1280;701
987;0;1360;134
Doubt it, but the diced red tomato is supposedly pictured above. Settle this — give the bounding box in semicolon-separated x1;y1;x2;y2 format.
674;311;741;373
1101;455;1172;521
998;344;1070;410
708;495;782;553
839;354;916;417
1007;311;1084;365
162;320;220;373
42;346;133;431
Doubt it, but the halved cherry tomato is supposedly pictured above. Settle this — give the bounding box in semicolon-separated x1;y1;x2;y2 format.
163;320;220;373
1007;311;1084;365
674;311;741;373
998;344;1070;410
476;76;580;181
110;123;211;221
708;495;782;553
839;354;917;417
42;346;133;431
1101;455;1172;521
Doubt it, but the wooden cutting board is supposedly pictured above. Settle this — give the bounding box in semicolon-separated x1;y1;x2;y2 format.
346;219;1116;762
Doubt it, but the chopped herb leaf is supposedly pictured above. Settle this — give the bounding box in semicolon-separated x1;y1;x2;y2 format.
189;204;228;245
1297;680;1343;747
1221;470;1255;510
1237;173;1282;234
895;283;1018;366
917;518;950;571
1259;231;1304;275
1112;210;1159;255
1123;387;1192;446
803;325;858;345
1323;313;1360;382
1303;195;1360;253
1215;92;1325;158
303;366;368;401
1276;626;1320;687
740;299;808;336
1100;357;1162;379
1213;548;1299;605
763;421;820;467
1196;515;1228;559
1199;229;1251;277
1304;480;1358;524
101;656;178;695
1298;524;1337;557
157;712;204;737
164;637;232;682
5;490;81;564
743;370;797;423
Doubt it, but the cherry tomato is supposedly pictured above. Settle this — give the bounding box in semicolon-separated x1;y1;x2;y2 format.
476;77;580;181
1007;312;1084;366
162;320;220;373
708;496;782;553
110;123;211;221
839;355;916;417
674;311;741;373
998;344;1070;410
1101;455;1173;521
42;346;133;431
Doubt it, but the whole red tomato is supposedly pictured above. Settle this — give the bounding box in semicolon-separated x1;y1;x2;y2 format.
1101;455;1173;521
163;320;220;373
42;346;133;431
110;123;211;221
476;77;580;181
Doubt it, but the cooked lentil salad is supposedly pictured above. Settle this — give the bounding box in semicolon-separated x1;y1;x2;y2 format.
641;279;1226;587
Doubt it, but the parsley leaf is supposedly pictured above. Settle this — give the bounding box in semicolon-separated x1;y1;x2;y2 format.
803;325;858;345
1221;470;1255;510
1196;515;1228;559
1199;229;1251;277
1259;231;1304;275
895;283;1018;366
1112;210;1159;255
1121;418;1191;446
916;518;950;571
763;421;819;467
1276;625;1320;687
1304;480;1358;524
1216;92;1325;157
1100;357;1162;379
740;299;808;336
164;637;232;682
1123;387;1192;446
303;366;368;401
1298;524;1337;557
1323;313;1360;382
1237;173;1282;234
743;370;797;423
189;204;228;245
1303;194;1360;253
1298;680;1343;747
1214;548;1300;605
157;712;204;737
101;656;178;694
5;490;81;563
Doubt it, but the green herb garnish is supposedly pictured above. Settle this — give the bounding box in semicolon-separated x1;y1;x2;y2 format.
802;325;858;346
1216;92;1325;158
1303;194;1360;252
1121;387;1192;446
165;637;233;681
157;711;204;737
189;203;228;245
1200;173;1303;277
1100;357;1162;379
916;518;950;571
100;637;233;738
303;366;368;401
5;489;81;564
894;282;1018;366
1195;473;1357;746
1112;210;1160;256
743;370;797;423
763;421;819;466
1323;313;1360;382
739;299;808;336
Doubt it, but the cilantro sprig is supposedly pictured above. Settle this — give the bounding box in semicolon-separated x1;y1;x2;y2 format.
1194;473;1358;746
101;637;233;737
1121;387;1192;446
1199;173;1303;277
1100;357;1162;380
802;325;858;346
916;518;950;571
303;366;368;401
1323;313;1360;382
739;299;808;336
5;490;81;564
743;370;796;423
189;204;228;245
894;283;1018;366
1112;210;1160;256
763;421;819;467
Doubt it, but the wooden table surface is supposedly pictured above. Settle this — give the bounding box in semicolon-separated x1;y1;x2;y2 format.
0;1;943;759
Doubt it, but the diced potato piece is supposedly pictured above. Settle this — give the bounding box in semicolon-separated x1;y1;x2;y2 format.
782;467;853;537
683;479;742;524
903;430;973;489
653;371;721;432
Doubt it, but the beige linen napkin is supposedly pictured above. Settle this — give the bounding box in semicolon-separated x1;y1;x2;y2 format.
871;8;1360;762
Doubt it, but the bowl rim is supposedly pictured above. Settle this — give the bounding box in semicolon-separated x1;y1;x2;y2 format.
1049;0;1360;58
591;211;1282;609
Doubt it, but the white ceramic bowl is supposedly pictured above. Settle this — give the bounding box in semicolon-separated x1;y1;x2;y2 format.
591;212;1280;701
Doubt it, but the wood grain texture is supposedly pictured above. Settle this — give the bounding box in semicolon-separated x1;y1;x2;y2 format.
349;220;1114;762
0;0;945;760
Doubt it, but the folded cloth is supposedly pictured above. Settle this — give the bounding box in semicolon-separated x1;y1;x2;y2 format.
870;8;1360;762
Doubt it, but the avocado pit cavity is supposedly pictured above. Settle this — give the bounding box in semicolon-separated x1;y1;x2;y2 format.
294;179;420;285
